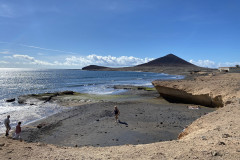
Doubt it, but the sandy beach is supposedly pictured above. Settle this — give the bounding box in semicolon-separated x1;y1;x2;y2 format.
0;73;240;159
18;89;214;147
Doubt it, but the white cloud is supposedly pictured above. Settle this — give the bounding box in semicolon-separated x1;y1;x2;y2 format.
13;54;54;66
0;61;9;64
190;59;240;68
63;54;154;67
189;59;216;68
9;54;153;68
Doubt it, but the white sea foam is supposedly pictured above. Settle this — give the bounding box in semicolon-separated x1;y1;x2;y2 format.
0;101;65;134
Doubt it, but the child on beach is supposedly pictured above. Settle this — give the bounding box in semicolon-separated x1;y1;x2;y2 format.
4;115;11;136
13;122;21;140
114;106;120;122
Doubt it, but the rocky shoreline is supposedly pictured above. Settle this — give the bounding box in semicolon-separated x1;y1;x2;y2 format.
0;73;240;159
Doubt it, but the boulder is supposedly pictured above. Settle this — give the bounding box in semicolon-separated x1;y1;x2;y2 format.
6;98;15;102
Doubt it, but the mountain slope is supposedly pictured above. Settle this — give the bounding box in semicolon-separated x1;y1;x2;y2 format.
137;54;196;67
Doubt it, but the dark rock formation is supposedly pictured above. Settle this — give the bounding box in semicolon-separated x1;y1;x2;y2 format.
6;98;15;102
18;91;77;104
137;54;196;67
82;65;108;70
113;85;155;91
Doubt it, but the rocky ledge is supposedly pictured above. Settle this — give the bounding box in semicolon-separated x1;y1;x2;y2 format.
152;83;223;107
152;73;240;108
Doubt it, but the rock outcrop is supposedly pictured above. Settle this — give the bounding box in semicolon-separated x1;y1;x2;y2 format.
18;91;76;104
152;73;240;108
82;65;109;70
152;85;223;107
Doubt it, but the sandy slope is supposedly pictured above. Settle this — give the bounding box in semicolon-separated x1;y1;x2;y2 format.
1;73;240;159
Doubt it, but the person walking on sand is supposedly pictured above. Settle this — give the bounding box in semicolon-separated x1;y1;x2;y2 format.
13;122;21;140
114;106;120;122
4;115;11;136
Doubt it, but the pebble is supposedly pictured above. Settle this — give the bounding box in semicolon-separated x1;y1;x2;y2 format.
211;151;222;156
0;143;5;147
222;134;231;138
218;141;226;145
201;136;207;140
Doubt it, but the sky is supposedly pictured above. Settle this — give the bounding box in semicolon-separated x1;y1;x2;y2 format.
0;0;240;69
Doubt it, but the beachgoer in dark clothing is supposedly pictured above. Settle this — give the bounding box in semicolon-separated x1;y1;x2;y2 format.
4;115;11;136
114;106;120;122
13;122;21;140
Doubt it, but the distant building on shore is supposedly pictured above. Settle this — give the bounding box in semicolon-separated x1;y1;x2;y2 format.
218;66;240;72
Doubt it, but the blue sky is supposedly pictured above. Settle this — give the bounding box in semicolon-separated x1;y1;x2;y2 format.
0;0;240;68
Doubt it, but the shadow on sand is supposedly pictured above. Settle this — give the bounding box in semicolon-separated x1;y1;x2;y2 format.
118;120;128;125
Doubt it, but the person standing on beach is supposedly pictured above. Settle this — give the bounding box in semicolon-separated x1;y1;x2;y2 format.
4;115;11;136
114;106;120;122
13;122;22;140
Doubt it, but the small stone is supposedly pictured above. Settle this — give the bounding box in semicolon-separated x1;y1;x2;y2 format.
222;134;231;138
202;136;207;140
0;143;5;147
218;141;226;145
37;124;43;129
7;150;13;153
36;143;44;147
211;151;221;156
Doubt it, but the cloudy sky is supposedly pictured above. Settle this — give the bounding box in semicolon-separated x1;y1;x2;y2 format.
0;0;240;69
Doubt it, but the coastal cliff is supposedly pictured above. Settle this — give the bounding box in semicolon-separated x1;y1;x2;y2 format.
152;82;223;107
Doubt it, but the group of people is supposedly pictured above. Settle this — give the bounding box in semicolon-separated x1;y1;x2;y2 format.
3;115;22;140
2;106;119;140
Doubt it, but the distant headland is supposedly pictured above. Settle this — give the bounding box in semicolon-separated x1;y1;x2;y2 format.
82;53;215;75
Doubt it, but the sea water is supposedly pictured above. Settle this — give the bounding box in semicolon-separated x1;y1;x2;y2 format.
0;68;184;133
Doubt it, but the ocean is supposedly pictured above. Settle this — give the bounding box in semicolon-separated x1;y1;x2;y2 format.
0;68;184;133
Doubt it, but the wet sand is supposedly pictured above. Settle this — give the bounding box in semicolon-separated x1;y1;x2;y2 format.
21;89;215;147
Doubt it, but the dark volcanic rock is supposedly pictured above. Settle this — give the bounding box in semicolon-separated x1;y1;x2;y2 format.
82;65;108;70
18;91;78;104
6;98;15;102
137;54;196;67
